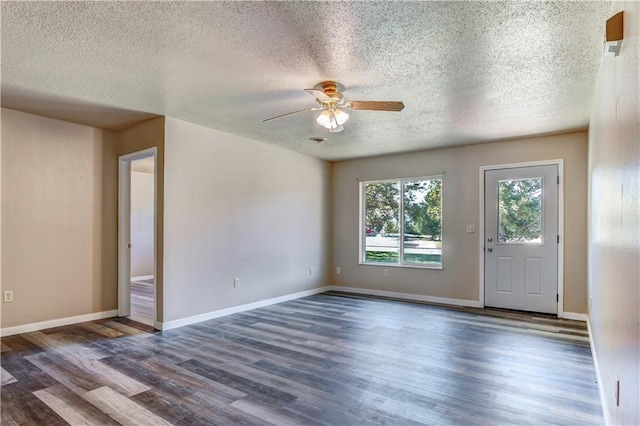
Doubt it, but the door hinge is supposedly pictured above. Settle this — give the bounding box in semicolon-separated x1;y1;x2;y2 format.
557;176;560;184
557;235;560;243
557;294;559;302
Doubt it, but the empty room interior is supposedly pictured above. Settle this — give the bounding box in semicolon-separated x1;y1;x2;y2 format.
0;2;638;425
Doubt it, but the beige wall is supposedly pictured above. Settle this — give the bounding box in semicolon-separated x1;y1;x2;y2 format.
588;2;639;424
0;111;4;326
1;109;118;328
115;117;165;322
332;132;588;313
130;169;154;277
163;117;331;323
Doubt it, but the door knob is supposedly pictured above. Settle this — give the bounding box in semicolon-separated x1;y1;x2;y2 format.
487;247;493;253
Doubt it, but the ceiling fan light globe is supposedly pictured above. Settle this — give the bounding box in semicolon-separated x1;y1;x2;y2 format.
334;108;349;125
316;110;336;129
316;109;349;130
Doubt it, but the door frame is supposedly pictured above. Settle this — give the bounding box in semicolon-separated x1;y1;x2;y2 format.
118;147;158;327
478;159;565;317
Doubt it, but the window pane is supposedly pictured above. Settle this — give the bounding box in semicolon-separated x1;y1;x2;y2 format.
403;179;442;266
364;182;400;263
498;178;543;243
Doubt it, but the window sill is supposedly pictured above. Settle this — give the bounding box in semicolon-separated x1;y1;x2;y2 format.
359;262;443;270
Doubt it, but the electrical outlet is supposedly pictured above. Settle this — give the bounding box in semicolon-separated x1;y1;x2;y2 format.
3;290;14;303
233;278;240;288
384;269;389;277
466;225;475;233
336;267;341;274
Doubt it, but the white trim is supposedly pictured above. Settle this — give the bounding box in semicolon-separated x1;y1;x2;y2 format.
118;148;158;329
0;310;118;337
359;176;444;269
479;168;486;307
118;158;132;317
561;312;587;321
478;159;564;315
557;160;565;318
131;275;154;281
358;262;442;270
330;286;483;308
157;287;332;331
587;316;610;425
359;182;365;263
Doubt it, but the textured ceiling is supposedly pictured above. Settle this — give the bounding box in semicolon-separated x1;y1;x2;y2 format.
1;1;610;160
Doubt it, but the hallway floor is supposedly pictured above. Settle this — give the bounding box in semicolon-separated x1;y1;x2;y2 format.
130;278;154;326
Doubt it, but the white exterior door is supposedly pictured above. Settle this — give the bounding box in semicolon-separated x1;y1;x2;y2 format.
484;165;558;314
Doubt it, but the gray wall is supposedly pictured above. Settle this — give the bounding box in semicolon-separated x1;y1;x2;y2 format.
332;132;589;313
588;2;639;424
162;117;331;323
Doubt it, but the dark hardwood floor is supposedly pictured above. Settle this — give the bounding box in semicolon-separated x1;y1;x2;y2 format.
1;291;603;425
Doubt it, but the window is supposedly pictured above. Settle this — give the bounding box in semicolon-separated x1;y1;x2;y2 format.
498;178;543;244
361;176;442;268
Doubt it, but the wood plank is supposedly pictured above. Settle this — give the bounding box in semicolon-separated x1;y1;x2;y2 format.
1;393;67;425
83;386;172;426
1;341;13;353
79;322;125;339
34;385;119;425
178;359;298;405
230;396;322;426
140;357;247;403
1;354;61;404
101;320;154;336
1;367;17;386
26;351;150;397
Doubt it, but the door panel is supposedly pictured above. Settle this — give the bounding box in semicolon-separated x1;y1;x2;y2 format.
485;165;558;314
525;258;543;295
497;257;513;293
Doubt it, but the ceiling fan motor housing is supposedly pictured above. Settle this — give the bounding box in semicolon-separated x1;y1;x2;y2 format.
317;81;345;105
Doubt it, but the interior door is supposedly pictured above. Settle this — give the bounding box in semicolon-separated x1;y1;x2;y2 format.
484;165;558;314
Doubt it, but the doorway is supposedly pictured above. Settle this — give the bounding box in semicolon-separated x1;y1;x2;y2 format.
118;148;157;327
481;162;562;315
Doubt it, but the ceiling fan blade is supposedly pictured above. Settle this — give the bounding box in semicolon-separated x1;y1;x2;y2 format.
304;89;333;102
345;101;405;112
262;107;322;123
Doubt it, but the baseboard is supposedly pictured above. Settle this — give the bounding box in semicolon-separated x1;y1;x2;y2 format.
561;311;588;321
328;286;483;308
131;275;154;281
157;286;332;331
587;316;610;426
0;310;118;337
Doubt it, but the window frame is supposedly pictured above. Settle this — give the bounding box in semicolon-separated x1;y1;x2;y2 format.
359;175;443;270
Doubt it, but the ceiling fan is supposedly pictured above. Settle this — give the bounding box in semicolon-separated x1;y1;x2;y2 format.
263;81;405;133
